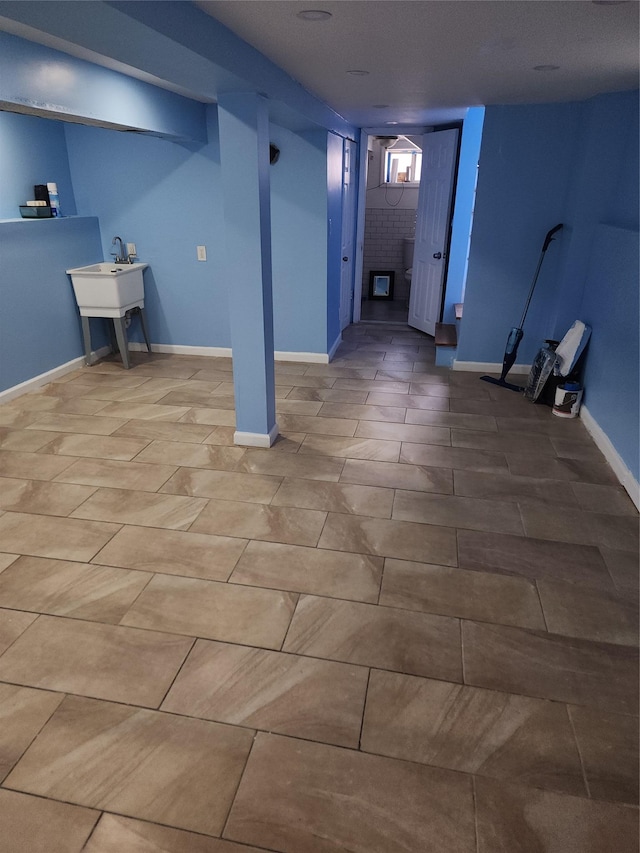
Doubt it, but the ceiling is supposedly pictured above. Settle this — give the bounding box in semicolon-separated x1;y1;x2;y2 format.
198;0;639;128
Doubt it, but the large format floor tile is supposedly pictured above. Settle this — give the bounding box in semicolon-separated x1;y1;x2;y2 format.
83;814;266;853
283;594;462;681
457;529;613;588
163;639;368;747
6;695;254;837
120;573;297;649
0;512;120;562
0;788;98;853
0;332;636;851
0;476;96;516
230;540;382;602
0;607;37;654
0;556;150;623
380;558;545;629
474;776;639;853
271;477;394;518
536;578;639;646
392;490;525;535
224;732;476;853
70;487;208;530
361;670;585;796
318;511;457;564
53;457;177;492
0;615;193;707
161;467;282;503
567;705;639;805
93;524;247;581
191;498;326;546
0;683;63;782
463;621;639;715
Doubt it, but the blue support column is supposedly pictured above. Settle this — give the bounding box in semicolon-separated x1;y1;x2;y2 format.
218;93;278;447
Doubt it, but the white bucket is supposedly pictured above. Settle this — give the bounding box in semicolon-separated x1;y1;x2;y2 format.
552;383;583;418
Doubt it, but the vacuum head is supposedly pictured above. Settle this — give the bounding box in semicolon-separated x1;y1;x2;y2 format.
479;375;523;392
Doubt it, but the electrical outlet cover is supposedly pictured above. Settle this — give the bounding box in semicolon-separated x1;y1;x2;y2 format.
126;243;136;257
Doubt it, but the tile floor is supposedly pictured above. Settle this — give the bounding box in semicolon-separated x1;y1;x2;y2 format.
0;321;638;852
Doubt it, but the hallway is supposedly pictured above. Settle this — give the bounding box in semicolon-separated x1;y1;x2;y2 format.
0;322;637;852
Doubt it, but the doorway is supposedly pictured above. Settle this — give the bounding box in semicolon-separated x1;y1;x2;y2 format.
355;127;460;330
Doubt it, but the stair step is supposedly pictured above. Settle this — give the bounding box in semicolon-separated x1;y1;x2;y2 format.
435;323;457;347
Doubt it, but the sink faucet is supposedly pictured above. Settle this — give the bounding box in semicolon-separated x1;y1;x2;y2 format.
111;236;128;264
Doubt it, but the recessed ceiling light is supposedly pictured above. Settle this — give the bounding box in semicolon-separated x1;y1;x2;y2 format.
347;70;369;76
297;10;332;21
533;64;560;71
385;121;399;125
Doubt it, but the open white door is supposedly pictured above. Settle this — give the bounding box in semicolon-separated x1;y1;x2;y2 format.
408;128;459;336
340;138;357;331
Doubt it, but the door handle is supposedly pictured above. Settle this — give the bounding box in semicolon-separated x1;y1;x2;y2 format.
342;256;349;262
433;252;442;259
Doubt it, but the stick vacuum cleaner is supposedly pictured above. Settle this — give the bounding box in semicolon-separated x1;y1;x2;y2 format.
480;223;563;392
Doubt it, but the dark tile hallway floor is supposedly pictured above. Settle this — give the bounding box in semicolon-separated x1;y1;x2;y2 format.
0;322;637;851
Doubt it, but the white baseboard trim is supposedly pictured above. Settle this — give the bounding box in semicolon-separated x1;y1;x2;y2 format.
452;360;531;375
274;350;330;364
0;346;111;405
234;423;279;448
580;405;640;511
129;342;233;358
129;342;331;364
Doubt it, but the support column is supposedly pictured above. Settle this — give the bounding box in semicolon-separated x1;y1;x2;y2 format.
218;92;278;447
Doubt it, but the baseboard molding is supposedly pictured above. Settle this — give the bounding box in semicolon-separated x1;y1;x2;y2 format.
0;347;111;404
452;360;531;375
129;342;233;358
274;350;330;364
233;423;279;448
129;342;331;364
580;405;640;511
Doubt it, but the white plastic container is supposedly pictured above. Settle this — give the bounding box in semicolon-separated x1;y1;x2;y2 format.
47;182;61;217
552;382;583;418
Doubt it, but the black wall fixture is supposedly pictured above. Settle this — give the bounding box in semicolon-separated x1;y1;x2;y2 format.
269;144;280;165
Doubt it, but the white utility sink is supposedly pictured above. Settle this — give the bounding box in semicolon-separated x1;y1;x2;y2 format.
66;262;148;318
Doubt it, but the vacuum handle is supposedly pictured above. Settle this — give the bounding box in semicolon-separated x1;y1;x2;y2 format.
542;223;563;252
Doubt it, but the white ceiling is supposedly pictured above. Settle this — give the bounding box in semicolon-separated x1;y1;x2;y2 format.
198;0;640;127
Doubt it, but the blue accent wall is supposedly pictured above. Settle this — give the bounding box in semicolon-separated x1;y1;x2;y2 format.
0;217;104;392
0;30;207;141
457;102;579;365
444;107;484;324
64;109;231;349
0;110;77;220
457;91;639;482
270;126;328;354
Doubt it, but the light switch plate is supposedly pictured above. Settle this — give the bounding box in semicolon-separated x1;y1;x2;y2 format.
197;245;207;261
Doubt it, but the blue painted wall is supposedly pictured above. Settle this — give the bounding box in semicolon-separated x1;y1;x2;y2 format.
457;91;639;482
0;217;104;392
443;107;484;324
0;110;77;220
0;30;206;141
579;226;639;482
270;126;329;354
65;109;231;349
457;102;579;365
